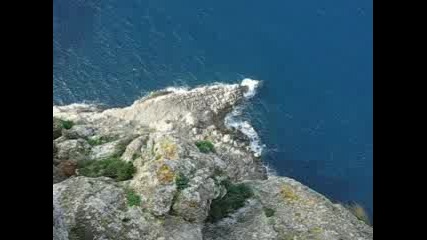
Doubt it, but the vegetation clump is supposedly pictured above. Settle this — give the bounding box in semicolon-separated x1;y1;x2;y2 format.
176;173;190;190
126;188;141;207
263;207;275;217
61;120;74;130
195;140;215;153
207;179;253;222
87;136;117;146
78;157;136;181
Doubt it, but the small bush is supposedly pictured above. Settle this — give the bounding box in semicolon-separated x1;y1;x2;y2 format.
207;180;254;222
87;138;104;146
87;136;119;146
61;120;74;130
346;202;371;225
126;188;141;207
88;136;119;146
176;173;190;190
195;140;215;153
263;207;275;217
78;157;136;181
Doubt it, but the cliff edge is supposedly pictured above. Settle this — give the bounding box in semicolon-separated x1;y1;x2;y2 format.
53;80;373;240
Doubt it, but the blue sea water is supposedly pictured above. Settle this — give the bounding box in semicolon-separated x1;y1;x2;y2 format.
53;0;373;220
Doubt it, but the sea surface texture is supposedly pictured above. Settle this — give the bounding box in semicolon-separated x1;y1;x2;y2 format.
53;0;373;219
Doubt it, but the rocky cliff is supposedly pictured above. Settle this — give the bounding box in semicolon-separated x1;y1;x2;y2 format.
53;79;373;240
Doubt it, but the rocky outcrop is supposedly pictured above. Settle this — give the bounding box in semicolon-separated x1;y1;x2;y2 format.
204;177;373;240
53;80;372;240
53;197;69;240
53;177;163;240
53;118;63;140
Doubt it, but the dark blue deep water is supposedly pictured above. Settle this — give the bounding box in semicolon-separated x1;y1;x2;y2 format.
53;0;373;219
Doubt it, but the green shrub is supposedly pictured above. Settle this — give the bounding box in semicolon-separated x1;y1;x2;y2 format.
87;136;117;146
61;120;74;130
207;180;254;222
263;207;275;217
87;138;104;146
78;157;136;181
126;188;141;207
195;140;215;153
176;173;190;190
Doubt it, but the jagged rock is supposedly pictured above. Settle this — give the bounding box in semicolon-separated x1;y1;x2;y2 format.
53;142;58;158
151;185;177;216
52;81;372;240
56;139;90;162
245;177;373;240
164;216;203;240
53;197;69;240
63;125;96;139
52;83;248;134
89;136;135;160
203;199;278;240
172;169;217;222
53;118;63;140
89;140;122;160
129;134;217;218
121;135;149;162
53;177;163;240
53;165;67;184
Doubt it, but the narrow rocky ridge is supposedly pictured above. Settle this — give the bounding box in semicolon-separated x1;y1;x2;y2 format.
53;80;372;240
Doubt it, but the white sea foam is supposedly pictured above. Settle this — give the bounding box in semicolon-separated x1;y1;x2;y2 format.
241;78;261;99
147;78;265;157
165;86;190;94
224;78;265;157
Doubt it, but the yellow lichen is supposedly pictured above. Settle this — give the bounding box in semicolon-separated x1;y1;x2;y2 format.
309;227;323;234
188;201;198;208
280;184;299;202
280;234;296;240
156;164;175;184
159;138;178;160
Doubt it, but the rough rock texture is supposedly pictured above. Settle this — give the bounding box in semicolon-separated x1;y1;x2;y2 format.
204;177;373;240
53;197;69;240
53;165;67;184
62;125;96;139
53;118;63;140
246;177;373;240
53;80;372;240
53;177;163;240
55;139;91;162
203;199;278;240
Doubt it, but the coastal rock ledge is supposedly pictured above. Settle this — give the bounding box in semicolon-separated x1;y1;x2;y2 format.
53;80;373;240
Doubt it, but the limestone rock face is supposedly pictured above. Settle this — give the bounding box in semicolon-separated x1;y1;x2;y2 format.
53;165;67;184
53;177;163;240
53;197;69;240
203;199;278;240
204;177;373;240
55;139;90;162
52;80;372;240
62;125;96;139
53;118;63;140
